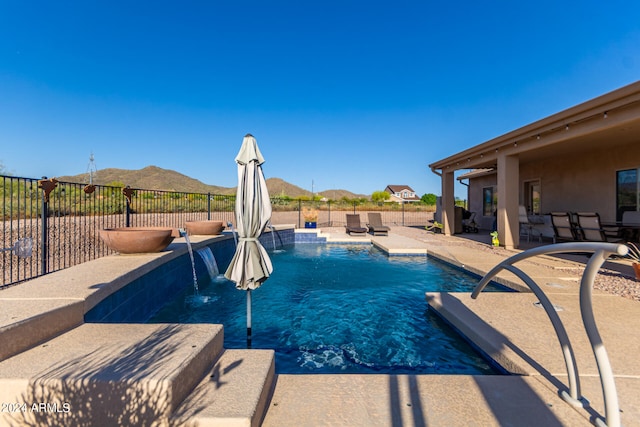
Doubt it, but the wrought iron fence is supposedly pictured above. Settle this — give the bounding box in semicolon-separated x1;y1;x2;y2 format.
281;199;433;228
1;174;433;288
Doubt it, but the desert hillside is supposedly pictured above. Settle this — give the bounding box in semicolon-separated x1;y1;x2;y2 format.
57;165;367;199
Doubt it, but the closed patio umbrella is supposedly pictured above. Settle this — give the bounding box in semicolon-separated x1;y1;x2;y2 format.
224;134;273;347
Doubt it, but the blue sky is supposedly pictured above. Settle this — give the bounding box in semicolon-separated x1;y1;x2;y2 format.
1;1;638;198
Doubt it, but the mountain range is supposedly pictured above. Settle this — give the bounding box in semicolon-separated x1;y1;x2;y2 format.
57;165;366;199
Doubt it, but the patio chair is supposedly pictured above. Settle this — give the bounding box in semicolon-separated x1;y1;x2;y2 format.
622;210;640;226
366;212;390;236
550;212;580;243
462;211;479;233
575;212;622;242
519;206;541;242
345;214;368;236
621;211;640;241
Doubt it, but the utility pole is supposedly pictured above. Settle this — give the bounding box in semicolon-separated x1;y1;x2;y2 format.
87;152;97;184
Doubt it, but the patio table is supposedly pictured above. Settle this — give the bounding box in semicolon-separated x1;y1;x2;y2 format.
602;222;640;242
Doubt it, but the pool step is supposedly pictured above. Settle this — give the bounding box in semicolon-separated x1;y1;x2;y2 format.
0;323;224;426
0;298;84;362
172;348;276;427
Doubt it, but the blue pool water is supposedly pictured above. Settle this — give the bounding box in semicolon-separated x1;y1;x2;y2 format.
148;244;503;375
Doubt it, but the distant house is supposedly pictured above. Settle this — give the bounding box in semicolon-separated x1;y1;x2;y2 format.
384;185;421;203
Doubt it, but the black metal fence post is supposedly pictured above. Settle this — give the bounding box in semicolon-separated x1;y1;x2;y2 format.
328;200;331;226
40;191;48;275
207;193;211;220
402;201;405;226
125;200;131;227
298;199;302;228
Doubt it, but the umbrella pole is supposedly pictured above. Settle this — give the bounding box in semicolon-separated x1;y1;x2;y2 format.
247;289;252;349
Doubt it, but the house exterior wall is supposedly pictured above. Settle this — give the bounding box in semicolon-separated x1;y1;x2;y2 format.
520;140;640;223
468;175;497;230
466;139;640;228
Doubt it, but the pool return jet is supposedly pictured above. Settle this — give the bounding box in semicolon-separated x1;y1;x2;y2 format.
224;134;273;349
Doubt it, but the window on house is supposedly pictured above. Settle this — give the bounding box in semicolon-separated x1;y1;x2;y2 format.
617;168;639;221
483;186;497;217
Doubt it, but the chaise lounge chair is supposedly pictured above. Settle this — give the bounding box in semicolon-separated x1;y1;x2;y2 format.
550;212;580;243
345;214;368;236
575;212;623;242
366;212;390;236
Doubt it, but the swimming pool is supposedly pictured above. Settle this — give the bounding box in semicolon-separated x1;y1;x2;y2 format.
148;244;504;375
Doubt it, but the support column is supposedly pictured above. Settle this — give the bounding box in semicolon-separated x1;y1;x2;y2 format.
497;154;520;249
441;170;455;236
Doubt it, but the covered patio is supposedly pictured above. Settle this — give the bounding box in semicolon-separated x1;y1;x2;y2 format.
429;81;640;250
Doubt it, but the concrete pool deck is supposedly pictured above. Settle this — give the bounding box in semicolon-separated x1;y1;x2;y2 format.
0;226;638;426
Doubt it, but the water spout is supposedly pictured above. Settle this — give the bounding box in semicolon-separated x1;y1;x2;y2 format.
266;222;285;253
180;229;213;305
228;221;238;247
197;247;220;280
180;229;199;296
267;221;276;251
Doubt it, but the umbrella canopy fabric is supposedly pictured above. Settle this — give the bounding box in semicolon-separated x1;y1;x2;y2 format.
224;134;273;290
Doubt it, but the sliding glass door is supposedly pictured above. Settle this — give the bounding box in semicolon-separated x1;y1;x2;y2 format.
617;168;639;221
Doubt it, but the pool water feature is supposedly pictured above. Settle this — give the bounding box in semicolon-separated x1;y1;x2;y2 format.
149;244;504;375
184;247;222;306
197;246;220;278
181;231;200;295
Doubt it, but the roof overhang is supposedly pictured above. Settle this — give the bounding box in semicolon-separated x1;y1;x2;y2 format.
457;168;496;181
429;80;640;174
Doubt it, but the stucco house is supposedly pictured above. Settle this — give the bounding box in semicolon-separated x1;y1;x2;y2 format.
385;185;421;203
429;80;640;249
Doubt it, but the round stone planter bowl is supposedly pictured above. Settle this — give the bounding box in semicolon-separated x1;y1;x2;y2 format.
99;227;176;254
184;220;226;236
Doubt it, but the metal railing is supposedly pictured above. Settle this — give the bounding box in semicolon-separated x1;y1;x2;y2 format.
472;242;626;427
1;176;238;288
2;174;434;287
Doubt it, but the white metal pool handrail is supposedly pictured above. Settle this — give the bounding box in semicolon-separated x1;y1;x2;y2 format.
471;242;627;427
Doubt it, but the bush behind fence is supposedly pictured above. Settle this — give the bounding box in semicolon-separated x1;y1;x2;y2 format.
1;175;434;287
